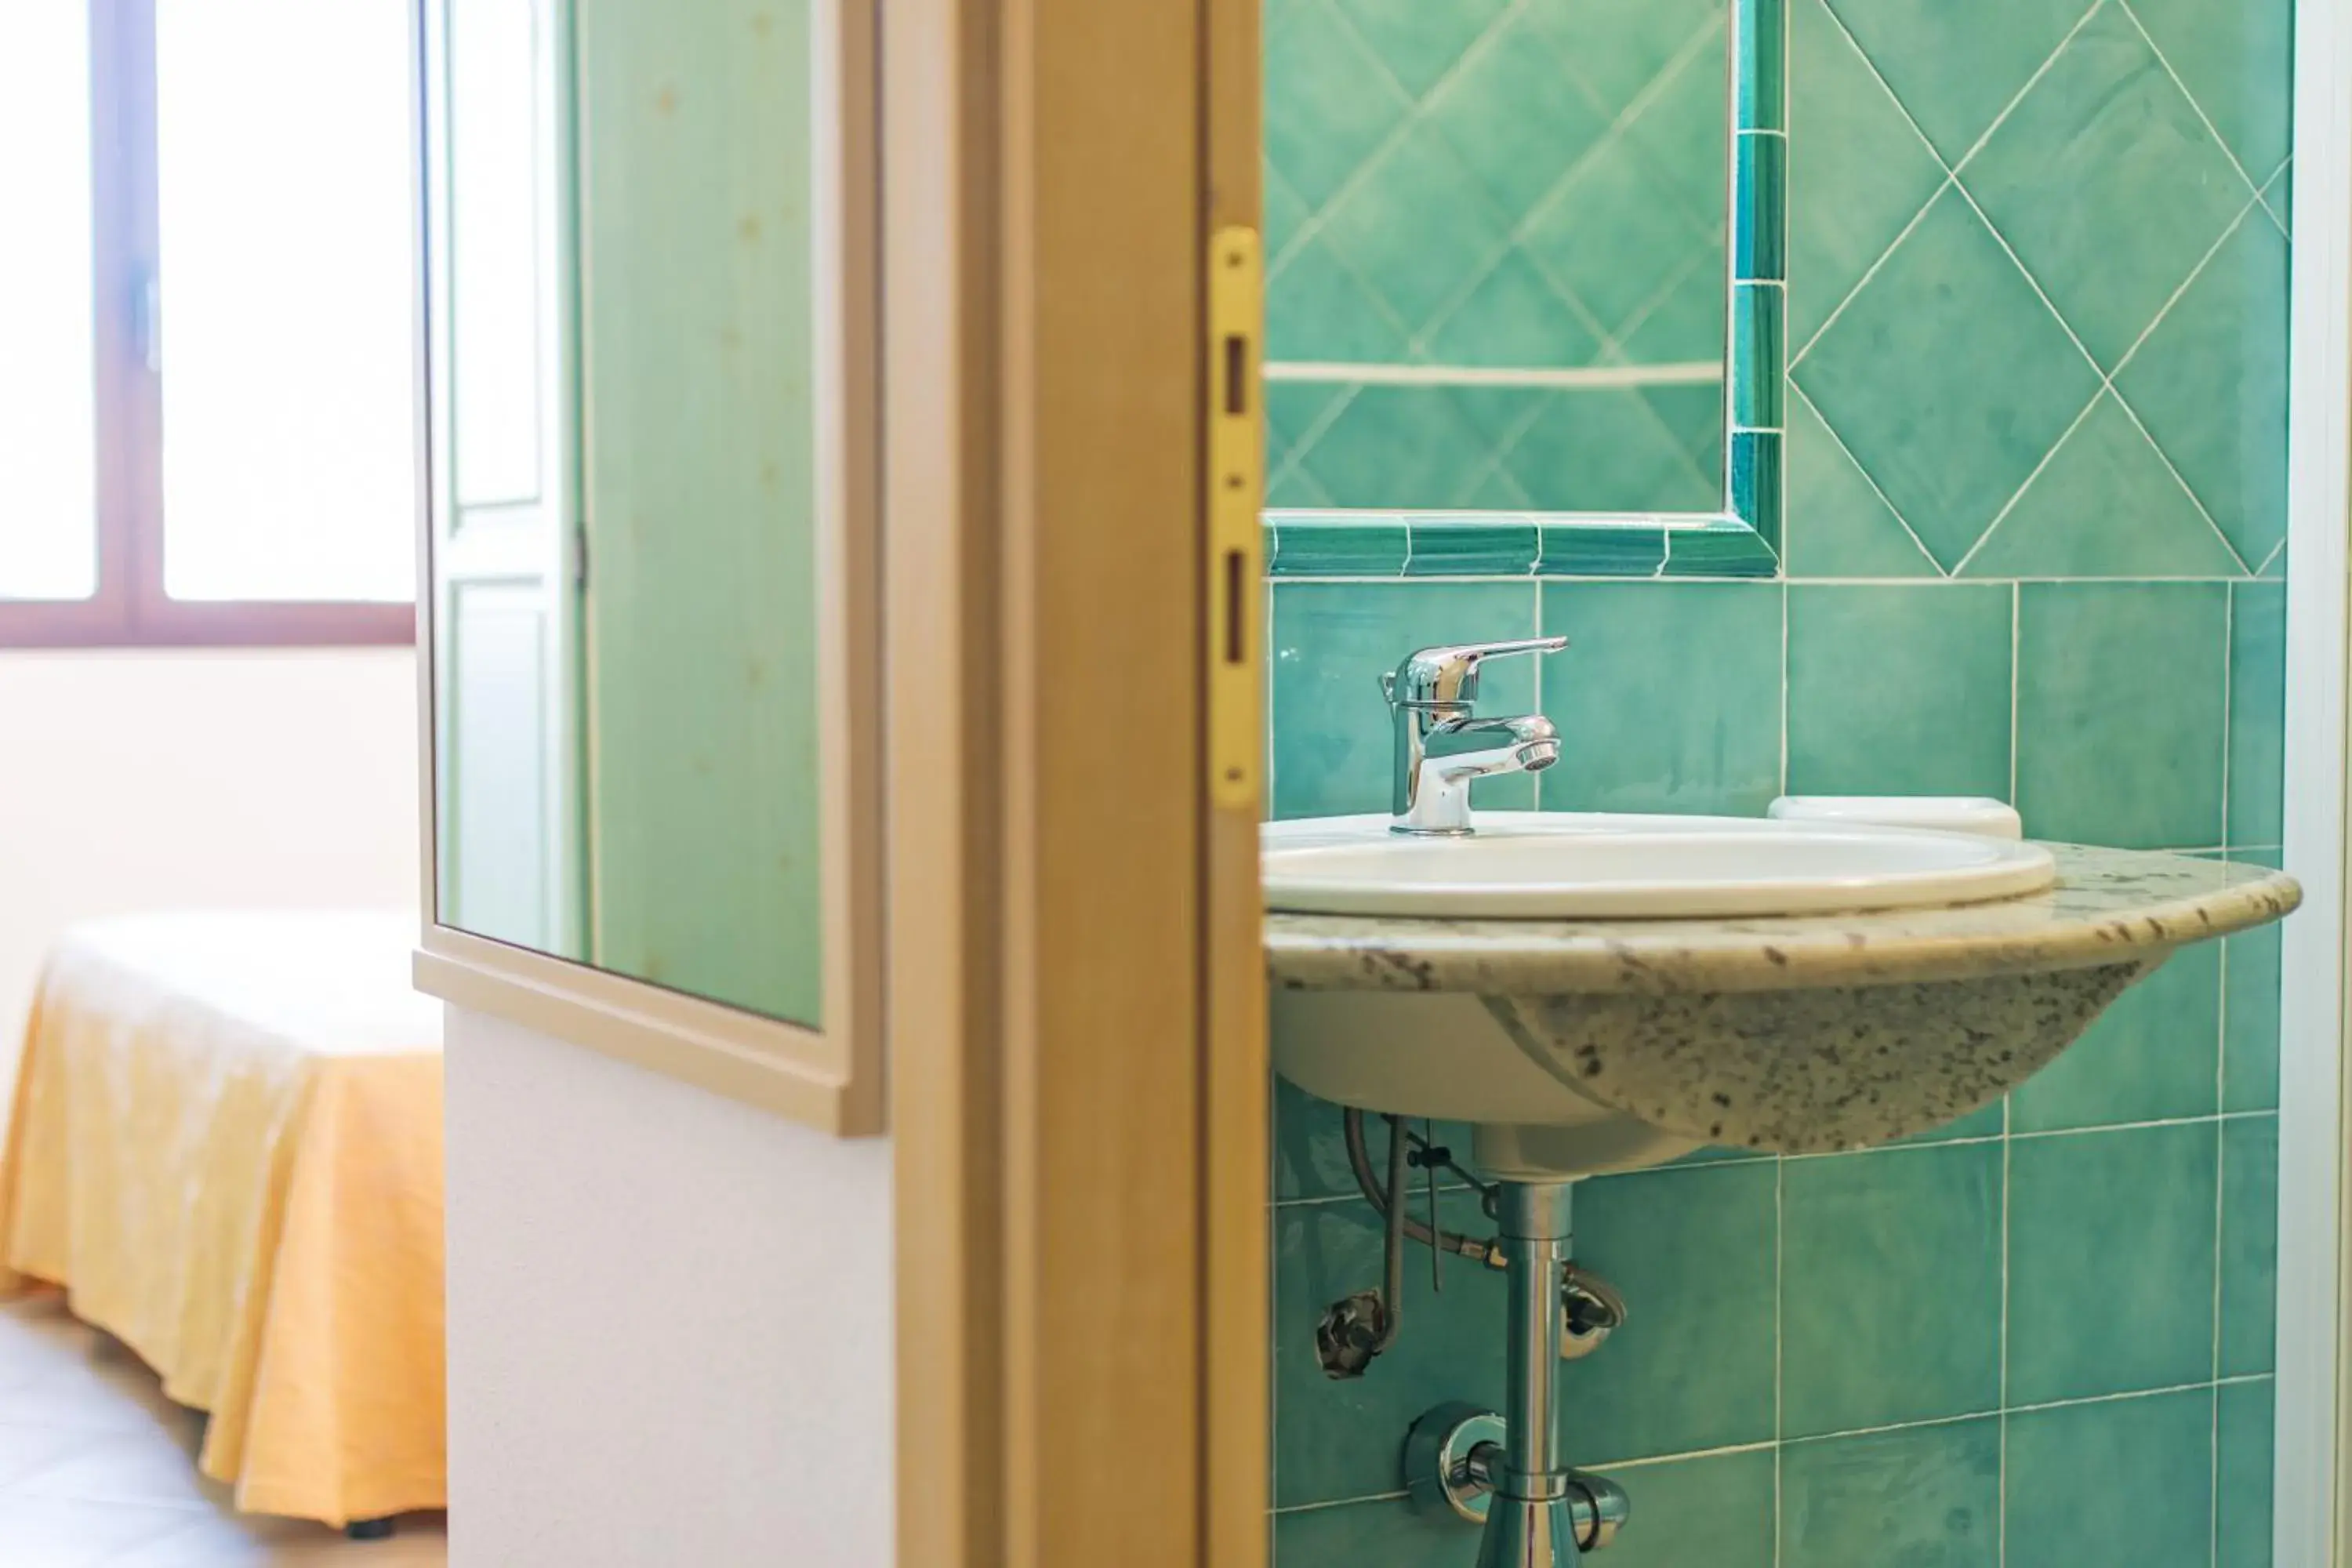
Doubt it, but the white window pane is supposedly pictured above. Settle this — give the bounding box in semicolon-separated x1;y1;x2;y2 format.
157;0;417;603
0;5;98;602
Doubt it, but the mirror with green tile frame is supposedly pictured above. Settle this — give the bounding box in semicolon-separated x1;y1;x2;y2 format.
1262;0;1786;578
420;0;873;1037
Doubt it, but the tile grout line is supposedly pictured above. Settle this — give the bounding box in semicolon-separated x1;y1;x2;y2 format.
1274;1375;2286;1518
1951;182;2268;576
2009;581;2022;813
1771;1149;1786;1568
1793;0;2103;369
2112;0;2281;218
1786;381;1947;575
1935;168;2257;580
2209;580;2234;1568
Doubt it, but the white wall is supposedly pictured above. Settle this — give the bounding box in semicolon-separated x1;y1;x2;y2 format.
441;1005;893;1568
0;648;421;1065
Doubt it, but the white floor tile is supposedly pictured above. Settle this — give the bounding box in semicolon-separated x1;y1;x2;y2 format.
0;1298;445;1566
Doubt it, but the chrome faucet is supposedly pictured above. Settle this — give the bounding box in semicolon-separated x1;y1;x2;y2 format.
1382;637;1568;836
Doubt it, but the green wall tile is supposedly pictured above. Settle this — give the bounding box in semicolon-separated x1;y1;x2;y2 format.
2217;1378;2276;1568
1817;0;2083;166
1270;581;1538;819
1780;1143;2003;1436
1961;394;2245;579
2003;1388;2215;1568
1558;1160;1779;1462
1297;386;1504;510
1425;254;1604;369
2225;920;2283;1112
2230;581;2286;847
1592;1448;1777;1568
1894;1099;2005;1146
1963;2;2247;372
1782;391;1938;577
1322;131;1510;336
1422;12;1610;220
2220;1114;2279;1377
1502;390;1720;515
1273;1078;1474;1207
1795;189;2100;570
2114;212;2290;569
1268;241;1414;365
2009;944;2221;1132
1406;518;1539;576
1786;583;2012;799
1536;583;1783;815
2130;0;2295;178
1263;0;1409;209
1780;1419;2001;1568
1272;1497;1472;1567
1786;0;1944;348
1271;1188;1507;1508
2013;583;2228;848
1330;0;1507;96
2006;1123;2219;1404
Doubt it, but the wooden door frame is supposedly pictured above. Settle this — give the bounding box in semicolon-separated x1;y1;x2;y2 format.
884;0;1267;1563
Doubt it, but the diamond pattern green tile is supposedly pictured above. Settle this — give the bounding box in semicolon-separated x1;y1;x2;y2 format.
2115;209;2289;567
2128;0;2294;177
1422;11;1611;220
1295;386;1496;510
1620;17;1734;224
1263;0;1410;210
1320;130;1512;337
2003;1388;2216;1568
1818;0;2087;165
1786;583;2013;799
1787;0;1947;349
1782;391;1939;575
1266;239;1412;364
1796;188;2100;569
1963;2;2248;371
1504;390;1721;514
1780;1143;2003;1437
2009;943;2220;1131
1424;253;1606;368
1328;0;1508;97
2006;1123;2219;1404
1961;394;2243;577
1528;0;1729;118
1524;145;1722;342
2013;582;2227;848
1780;1420;2001;1568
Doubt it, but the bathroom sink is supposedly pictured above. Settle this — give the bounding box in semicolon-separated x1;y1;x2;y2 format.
1265;833;2299;1178
1264;811;2056;920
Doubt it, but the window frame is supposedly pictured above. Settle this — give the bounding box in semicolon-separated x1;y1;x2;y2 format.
0;0;416;650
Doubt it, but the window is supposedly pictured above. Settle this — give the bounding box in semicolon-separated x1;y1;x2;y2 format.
0;1;416;646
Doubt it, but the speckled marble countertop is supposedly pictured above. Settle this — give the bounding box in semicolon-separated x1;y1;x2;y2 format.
1266;844;2301;996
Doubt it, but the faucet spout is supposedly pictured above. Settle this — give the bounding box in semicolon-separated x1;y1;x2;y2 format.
1396;713;1560;836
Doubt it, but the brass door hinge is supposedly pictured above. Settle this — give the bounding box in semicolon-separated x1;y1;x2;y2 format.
1207;227;1264;812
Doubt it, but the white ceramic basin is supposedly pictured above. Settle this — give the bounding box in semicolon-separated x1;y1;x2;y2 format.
1263;811;2056;920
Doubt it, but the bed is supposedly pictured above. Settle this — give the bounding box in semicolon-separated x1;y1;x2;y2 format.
0;910;445;1530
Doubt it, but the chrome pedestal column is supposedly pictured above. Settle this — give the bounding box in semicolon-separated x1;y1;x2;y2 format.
1477;1179;1582;1568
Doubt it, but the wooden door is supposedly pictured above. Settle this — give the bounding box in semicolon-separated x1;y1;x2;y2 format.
886;0;1269;1563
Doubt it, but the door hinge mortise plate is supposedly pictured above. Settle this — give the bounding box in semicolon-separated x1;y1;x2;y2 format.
1207;227;1264;812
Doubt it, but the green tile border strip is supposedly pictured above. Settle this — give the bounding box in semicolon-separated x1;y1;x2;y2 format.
1259;0;1788;582
1265;513;1777;579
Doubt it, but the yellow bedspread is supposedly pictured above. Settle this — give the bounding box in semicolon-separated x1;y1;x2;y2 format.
0;911;445;1527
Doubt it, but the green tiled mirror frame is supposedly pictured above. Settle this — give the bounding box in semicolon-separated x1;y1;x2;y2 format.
1263;0;1787;580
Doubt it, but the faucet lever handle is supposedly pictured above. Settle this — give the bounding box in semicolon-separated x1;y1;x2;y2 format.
1384;636;1568;710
